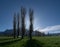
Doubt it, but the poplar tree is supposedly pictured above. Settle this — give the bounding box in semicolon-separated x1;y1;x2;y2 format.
29;9;33;40
21;7;26;39
17;13;20;38
13;13;16;39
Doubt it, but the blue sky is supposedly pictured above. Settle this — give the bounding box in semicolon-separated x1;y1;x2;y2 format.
0;0;60;33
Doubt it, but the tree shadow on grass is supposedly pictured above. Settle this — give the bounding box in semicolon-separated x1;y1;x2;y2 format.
0;38;22;46
23;39;44;47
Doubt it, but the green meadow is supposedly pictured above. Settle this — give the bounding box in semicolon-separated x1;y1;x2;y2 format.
0;36;60;47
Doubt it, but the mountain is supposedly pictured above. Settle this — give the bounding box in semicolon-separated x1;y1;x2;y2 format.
1;29;60;36
4;29;13;36
0;29;44;36
0;29;29;36
0;29;13;36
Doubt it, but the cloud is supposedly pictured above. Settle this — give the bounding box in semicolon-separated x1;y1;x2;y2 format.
38;25;60;32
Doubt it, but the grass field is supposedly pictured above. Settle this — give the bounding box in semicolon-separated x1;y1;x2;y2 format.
0;36;60;47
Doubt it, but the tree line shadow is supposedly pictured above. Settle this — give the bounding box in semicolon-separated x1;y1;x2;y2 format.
0;38;22;46
0;38;44;47
22;39;44;47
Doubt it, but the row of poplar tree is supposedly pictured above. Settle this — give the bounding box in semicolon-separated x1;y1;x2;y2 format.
13;7;33;40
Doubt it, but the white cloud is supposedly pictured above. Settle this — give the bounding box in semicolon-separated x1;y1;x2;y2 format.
38;25;60;32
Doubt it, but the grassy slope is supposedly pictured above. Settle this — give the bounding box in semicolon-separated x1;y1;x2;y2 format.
0;36;60;47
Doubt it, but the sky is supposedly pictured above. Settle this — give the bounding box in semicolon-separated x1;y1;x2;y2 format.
0;0;60;33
